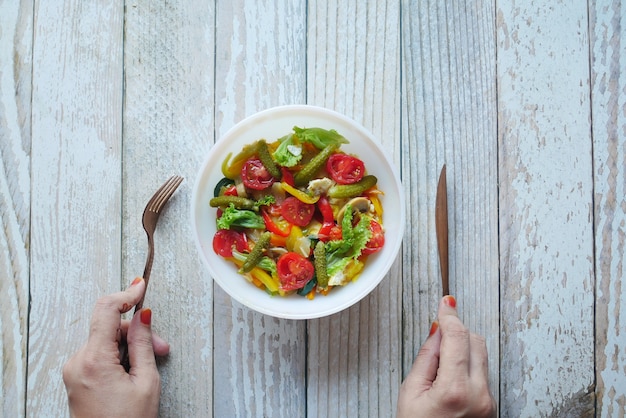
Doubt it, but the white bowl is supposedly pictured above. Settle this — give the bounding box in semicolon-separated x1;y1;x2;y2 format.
191;105;405;319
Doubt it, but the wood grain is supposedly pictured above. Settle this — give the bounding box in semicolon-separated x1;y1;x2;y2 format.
590;0;626;415
497;2;596;416
401;0;500;402
306;1;402;416
212;1;308;417
122;2;216;415
0;1;32;416
2;1;626;416
27;0;124;414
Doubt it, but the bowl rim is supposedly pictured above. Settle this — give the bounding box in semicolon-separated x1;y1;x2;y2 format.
190;104;405;319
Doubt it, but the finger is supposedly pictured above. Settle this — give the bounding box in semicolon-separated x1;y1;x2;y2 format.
120;319;170;357
152;333;171;357
127;308;158;376
88;278;145;349
400;321;442;396
436;295;471;385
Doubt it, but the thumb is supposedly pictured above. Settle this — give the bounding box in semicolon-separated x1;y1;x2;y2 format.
127;308;158;376
401;321;442;395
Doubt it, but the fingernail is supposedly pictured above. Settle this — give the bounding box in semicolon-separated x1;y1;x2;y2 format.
429;321;439;336
140;308;152;325
443;295;457;308
131;277;143;286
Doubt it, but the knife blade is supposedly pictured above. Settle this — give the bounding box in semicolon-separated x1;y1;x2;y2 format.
435;164;449;296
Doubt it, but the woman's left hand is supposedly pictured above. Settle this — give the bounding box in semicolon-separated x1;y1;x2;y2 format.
63;277;170;418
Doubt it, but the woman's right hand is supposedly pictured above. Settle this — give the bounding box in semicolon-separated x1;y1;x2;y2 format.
397;295;496;417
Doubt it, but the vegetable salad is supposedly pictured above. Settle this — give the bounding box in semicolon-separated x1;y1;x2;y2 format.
210;126;385;298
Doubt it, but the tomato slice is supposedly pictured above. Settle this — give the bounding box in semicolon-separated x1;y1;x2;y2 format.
277;252;315;291
361;219;385;255
213;229;248;257
326;153;365;184
241;158;275;190
281;197;315;227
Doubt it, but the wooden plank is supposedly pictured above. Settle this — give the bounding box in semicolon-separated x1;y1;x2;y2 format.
122;2;216;416
306;1;402;416
497;2;595;416
27;1;124;414
0;1;32;416
212;1;308;417
590;0;626;415
401;0;499;403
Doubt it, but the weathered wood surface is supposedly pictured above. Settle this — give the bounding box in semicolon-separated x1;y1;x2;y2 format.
591;0;626;416
1;1;624;417
498;2;596;416
0;1;31;417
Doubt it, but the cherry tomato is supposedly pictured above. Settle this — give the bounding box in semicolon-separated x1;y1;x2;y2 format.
241;158;275;190
362;219;385;255
212;229;248;257
277;252;315;291
281;197;315;227
329;226;343;241
326;153;365;184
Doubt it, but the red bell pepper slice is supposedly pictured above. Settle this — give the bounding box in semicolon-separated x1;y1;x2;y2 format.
281;167;295;187
262;208;291;237
316;196;335;242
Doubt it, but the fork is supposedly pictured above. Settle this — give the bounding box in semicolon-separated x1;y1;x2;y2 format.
121;175;183;370
135;174;184;311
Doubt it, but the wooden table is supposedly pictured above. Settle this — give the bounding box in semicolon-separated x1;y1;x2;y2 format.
2;1;624;417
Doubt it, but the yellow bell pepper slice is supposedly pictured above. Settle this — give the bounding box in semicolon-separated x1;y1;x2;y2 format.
369;193;383;218
280;182;320;204
250;267;280;294
221;141;260;179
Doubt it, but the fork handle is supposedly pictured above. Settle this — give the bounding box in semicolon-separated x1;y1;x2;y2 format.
135;235;154;312
120;236;154;371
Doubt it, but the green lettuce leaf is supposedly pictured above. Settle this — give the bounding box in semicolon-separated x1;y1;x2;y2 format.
216;204;265;230
324;205;373;275
293;126;349;149
232;249;277;276
272;133;302;167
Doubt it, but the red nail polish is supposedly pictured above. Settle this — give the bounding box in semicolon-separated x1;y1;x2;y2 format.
443;295;457;308
140;308;152;325
131;277;143;286
429;321;439;336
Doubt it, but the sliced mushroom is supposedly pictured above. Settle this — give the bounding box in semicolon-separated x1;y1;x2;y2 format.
269;247;288;257
336;197;373;225
235;181;248;198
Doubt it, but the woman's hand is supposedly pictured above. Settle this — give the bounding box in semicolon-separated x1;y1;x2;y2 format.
397;295;496;417
63;278;170;418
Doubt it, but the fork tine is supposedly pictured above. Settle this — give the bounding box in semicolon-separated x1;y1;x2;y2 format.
148;175;184;213
144;178;174;211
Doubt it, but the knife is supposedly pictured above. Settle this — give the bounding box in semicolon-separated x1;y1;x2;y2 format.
435;165;449;296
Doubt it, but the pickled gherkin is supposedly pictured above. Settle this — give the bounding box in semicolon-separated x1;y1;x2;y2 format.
239;232;271;273
314;241;329;289
209;195;256;210
293;144;337;187
327;175;377;198
257;140;282;179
